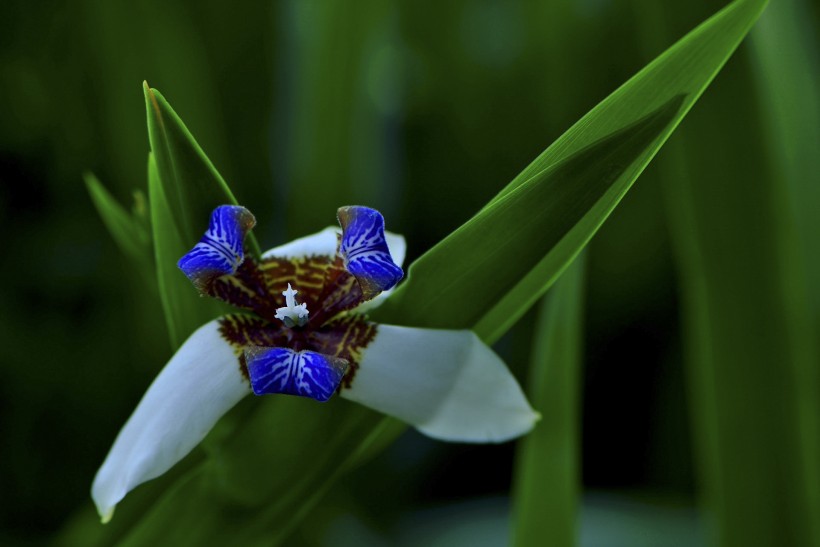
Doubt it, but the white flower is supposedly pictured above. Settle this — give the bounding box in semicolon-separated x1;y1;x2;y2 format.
92;205;538;523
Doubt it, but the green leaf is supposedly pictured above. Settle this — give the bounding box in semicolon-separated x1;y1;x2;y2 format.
84;172;151;266
511;254;585;547
147;153;225;349
376;97;681;339
375;0;768;343
143;82;261;256
644;2;820;544
663;96;820;547
748;0;820;325
747;8;820;541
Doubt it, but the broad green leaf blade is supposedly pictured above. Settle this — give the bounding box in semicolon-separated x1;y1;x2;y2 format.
84;172;151;266
143;82;261;256
147;153;224;349
375;0;768;342
511;255;585;547
377;97;681;339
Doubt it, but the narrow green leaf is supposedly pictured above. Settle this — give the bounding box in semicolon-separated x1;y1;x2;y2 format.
84;172;151;265
147;153;224;349
491;0;768;204
376;97;681;340
376;0;768;342
747;7;820;541
646;7;820;544
511;255;585;547
748;0;820;324
143;82;261;256
663;105;820;547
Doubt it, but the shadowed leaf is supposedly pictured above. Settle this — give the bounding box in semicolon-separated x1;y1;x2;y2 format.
144;83;260;256
511;254;585;547
147;153;226;349
85;172;151;266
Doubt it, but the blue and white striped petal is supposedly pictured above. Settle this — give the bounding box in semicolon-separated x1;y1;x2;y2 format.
245;346;349;403
262;226;407;267
341;325;539;443
337;206;404;300
178;205;256;291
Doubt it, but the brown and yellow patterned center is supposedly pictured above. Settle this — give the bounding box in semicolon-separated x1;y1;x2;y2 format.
213;254;378;388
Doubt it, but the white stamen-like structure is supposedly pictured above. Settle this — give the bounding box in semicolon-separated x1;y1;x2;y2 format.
274;283;309;327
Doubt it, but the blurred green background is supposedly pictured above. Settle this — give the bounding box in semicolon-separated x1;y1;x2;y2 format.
1;0;818;545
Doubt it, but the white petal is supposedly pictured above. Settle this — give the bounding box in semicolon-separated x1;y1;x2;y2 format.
262;227;406;312
384;231;407;268
262;226;340;259
341;325;538;443
262;227;406;267
91;320;250;522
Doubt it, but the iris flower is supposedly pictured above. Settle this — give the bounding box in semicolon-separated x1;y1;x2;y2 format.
92;205;538;522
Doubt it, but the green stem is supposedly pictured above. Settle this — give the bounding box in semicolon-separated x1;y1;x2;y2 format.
511;254;585;547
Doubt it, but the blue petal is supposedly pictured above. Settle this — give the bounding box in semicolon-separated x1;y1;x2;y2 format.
244;346;349;402
178;205;256;291
337;206;403;300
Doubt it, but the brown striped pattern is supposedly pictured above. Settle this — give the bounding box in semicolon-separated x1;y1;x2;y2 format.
215;253;381;388
308;317;378;387
258;255;333;316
